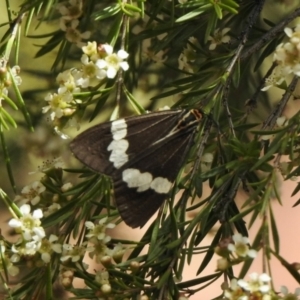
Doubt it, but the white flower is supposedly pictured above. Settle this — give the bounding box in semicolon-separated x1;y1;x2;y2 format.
96;45;129;79
15;181;46;206
82;41;98;58
43;203;62;217
237;273;271;294
12;236;42;256
56;70;81;94
280;286;300;299
76;54;106;87
106;243;125;263
60;19;91;48
224;278;247;300
61;243;86;262
87;239;109;263
208;28;231;50
272;26;300;77
39;235;62;263
261;65;288;91
8;204;45;241
85;217;115;241
227;233;257;258
42;92;75;120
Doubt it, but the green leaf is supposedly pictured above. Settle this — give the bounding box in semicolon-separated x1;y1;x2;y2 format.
176;4;212;23
196;226;222;274
94;4;121;21
269;205;280;253
124;87;146;114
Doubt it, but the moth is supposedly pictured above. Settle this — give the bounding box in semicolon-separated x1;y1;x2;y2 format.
70;109;203;228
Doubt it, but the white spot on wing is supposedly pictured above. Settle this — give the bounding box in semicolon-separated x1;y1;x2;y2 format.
122;168;172;194
111;119;127;140
151;177;172;193
122;169;152;192
107;119;129;168
107;139;129;168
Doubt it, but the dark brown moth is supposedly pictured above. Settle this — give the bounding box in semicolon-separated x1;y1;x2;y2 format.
70;109;203;228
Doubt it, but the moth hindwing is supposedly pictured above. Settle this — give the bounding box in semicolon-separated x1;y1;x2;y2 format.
70;109;203;228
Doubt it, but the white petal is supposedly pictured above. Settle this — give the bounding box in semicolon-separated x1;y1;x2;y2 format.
8;219;22;228
85;221;95;229
42;252;51;263
52;243;62;253
259;273;271;282
106;223;116;229
284;27;293;37
96;69;107;79
117;50;129;59
49;234;58;243
247;249;257;258
33;227;46;239
295;287;300;295
106;67;117;78
259;284;270;293
63;244;73;251
120;61;129;71
32;209;43;219
81;54;89;64
227;243;235;252
103;44;113;54
96;59;107;69
20;204;31;214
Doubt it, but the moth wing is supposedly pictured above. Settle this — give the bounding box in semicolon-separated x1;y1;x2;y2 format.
113;127;197;228
70;110;184;175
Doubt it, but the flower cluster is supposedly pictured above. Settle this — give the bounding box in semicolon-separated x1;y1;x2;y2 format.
224;274;300;300
8;204;62;266
42;42;129;128
58;218;123;290
263;25;300;91
85;218;115;263
224;273;273;300
57;0;91;47
7;201;121;284
215;233;257;271
4;161;80;268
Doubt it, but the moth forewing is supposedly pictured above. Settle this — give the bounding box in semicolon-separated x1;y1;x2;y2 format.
70;109;204;228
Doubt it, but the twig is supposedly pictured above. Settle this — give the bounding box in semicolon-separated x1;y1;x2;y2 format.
221;0;265;136
115;11;129;114
262;75;298;130
245;62;277;114
241;7;300;61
